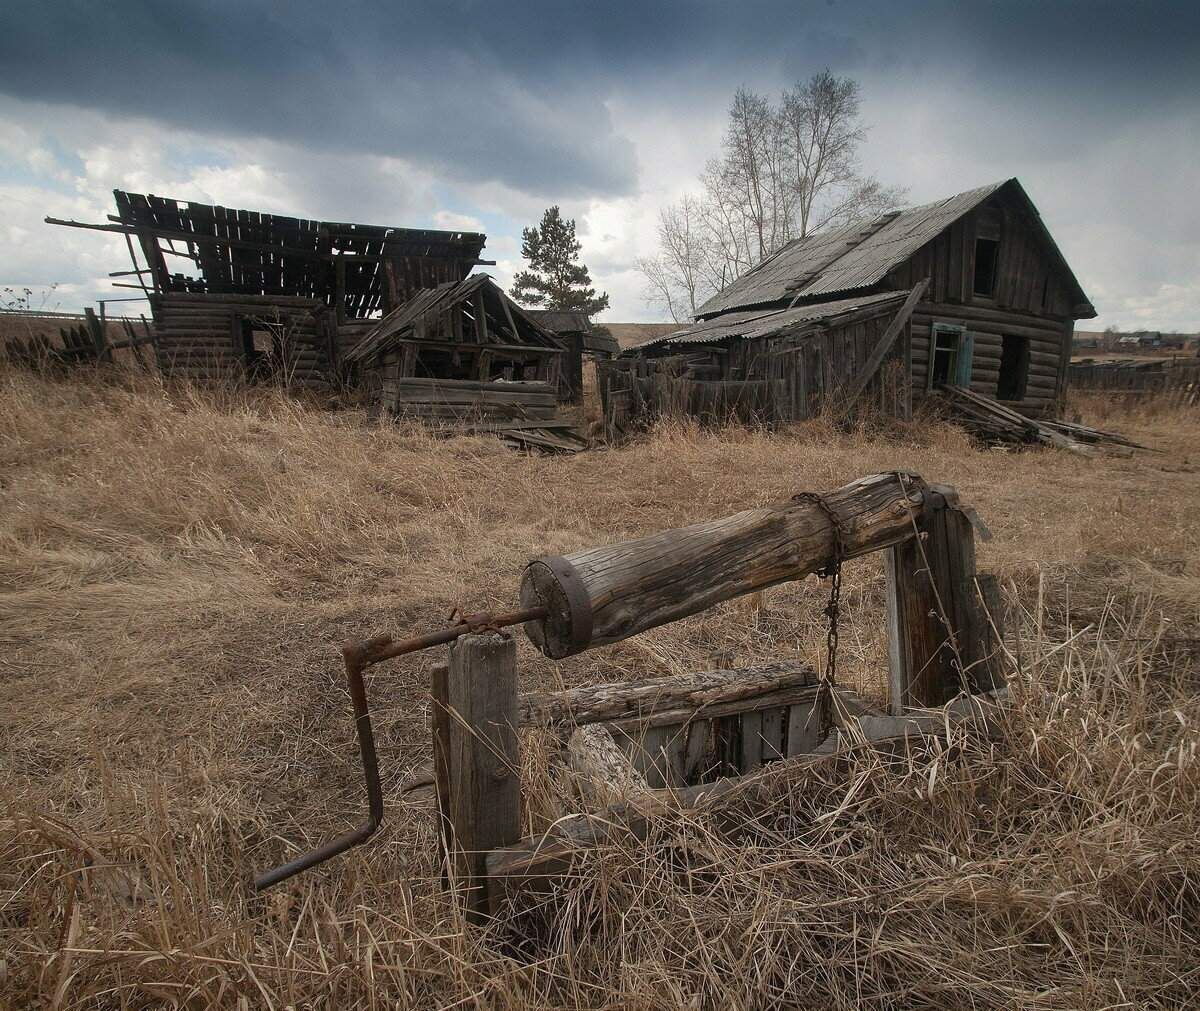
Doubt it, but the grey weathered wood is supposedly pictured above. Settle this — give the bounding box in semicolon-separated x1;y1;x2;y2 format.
885;496;986;709
884;545;910;716
445;633;520;921
740;711;764;772
430;662;453;878
522;472;929;659
785;700;822;755
682;719;714;782
567;724;650;809
841;278;929;403
760;707;785;762
972;572;1008;692
519;661;818;731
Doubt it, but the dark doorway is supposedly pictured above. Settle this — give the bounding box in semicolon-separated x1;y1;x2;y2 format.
239;319;281;382
996;334;1029;401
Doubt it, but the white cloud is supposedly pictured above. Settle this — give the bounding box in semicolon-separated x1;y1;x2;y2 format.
1;62;1197;332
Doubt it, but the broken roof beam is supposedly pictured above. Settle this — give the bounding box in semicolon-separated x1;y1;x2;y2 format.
45;216;494;266
840;278;929;403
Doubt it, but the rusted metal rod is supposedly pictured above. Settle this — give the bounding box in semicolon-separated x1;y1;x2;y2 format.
253;605;547;891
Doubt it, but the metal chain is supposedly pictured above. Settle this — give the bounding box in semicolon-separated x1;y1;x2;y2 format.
792;491;848;730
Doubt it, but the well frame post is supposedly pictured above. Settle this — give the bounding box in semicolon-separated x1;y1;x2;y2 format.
432;632;521;922
885;493;1006;711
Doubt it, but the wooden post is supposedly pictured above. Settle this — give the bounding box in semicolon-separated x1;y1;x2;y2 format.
438;633;521;922
430;661;453;879
84;307;111;363
973;572;1008;692
885;497;998;710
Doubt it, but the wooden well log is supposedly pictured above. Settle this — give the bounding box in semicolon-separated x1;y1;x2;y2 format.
519;661;818;731
520;471;928;658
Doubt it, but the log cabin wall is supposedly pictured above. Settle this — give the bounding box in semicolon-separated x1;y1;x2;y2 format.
152;293;337;387
885;194;1077;417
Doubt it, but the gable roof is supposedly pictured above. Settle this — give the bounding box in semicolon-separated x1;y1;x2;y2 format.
627;289;912;353
697;178;1092;319
344;274;563;364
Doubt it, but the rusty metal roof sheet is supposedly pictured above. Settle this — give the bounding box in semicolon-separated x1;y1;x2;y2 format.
626;289;911;352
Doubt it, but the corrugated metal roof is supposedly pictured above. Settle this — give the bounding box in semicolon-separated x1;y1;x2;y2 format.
525;309;593;333
697;181;1012;317
627;289;911;352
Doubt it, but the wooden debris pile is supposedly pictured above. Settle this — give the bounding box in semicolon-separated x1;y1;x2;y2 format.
457;419;589;454
936;385;1150;455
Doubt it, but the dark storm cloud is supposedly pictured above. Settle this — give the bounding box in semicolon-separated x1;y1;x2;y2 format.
0;1;1197;198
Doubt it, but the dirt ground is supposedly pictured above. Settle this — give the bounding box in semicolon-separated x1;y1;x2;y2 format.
1;367;1197;1008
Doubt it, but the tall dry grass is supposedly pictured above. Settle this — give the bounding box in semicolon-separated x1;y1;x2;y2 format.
1;367;1198;1008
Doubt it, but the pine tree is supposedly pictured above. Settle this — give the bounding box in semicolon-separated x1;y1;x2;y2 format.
509;207;610;314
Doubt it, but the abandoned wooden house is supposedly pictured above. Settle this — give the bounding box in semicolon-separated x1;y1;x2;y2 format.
616;178;1095;429
46;191;489;386
343;274;571;422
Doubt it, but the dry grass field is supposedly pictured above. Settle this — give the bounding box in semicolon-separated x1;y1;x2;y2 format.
1;366;1198;1008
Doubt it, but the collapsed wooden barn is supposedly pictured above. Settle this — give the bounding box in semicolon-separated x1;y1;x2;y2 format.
615;178;1095;431
344;274;573;427
47;191;489;387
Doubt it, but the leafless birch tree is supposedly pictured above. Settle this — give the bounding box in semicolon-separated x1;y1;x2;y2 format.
637;70;906;321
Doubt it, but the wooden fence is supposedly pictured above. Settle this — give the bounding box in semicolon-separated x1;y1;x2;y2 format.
1068;359;1200;407
419;472;1008;920
2;307;155;371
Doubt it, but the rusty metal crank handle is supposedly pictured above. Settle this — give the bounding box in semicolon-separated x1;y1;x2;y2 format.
252;606;547;891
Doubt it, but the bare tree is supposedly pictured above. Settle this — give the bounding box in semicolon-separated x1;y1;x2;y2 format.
636;195;715;322
780;71;905;236
636;70;906;317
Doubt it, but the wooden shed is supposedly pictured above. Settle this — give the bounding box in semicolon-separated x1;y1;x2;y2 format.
344;274;569;422
47;191;489;387
602;289;919;438
653;178;1095;420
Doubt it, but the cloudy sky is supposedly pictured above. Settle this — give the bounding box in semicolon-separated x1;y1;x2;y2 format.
1;0;1197;329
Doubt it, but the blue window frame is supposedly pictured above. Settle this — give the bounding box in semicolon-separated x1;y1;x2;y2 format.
928;322;972;390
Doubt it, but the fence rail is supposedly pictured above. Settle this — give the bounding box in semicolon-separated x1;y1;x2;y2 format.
1068;359;1200;407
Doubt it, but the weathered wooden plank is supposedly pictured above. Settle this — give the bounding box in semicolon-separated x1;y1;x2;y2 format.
445;633;520;922
519;662;819;731
567;724;651;809
785;700;822;755
430;662;453;880
740;711;764;772
760;707;785;762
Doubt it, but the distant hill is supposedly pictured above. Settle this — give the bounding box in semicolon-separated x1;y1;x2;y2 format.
604;322;682;350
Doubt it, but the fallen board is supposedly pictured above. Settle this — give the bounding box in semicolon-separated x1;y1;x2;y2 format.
936;385;1147;454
